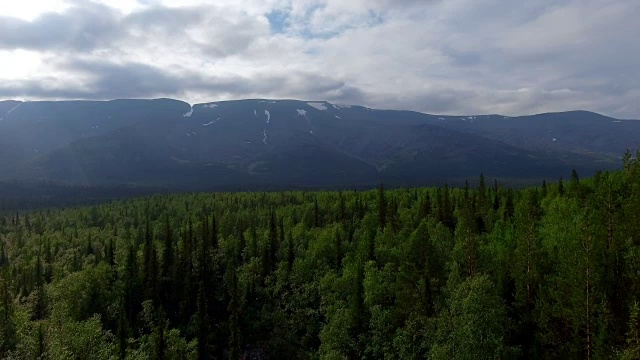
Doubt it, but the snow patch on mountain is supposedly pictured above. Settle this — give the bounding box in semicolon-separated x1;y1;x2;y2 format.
203;104;218;109
4;102;22;118
335;115;341;119
254;110;257;117
265;110;271;123
203;118;222;126
183;107;194;117
297;109;307;116
263;130;268;145
308;102;327;111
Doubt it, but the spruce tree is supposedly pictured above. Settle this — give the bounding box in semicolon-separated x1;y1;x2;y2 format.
378;182;387;229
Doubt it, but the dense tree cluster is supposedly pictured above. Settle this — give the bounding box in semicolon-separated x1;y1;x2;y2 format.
1;152;640;359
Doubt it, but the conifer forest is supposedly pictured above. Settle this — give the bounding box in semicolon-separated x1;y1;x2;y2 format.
2;152;640;359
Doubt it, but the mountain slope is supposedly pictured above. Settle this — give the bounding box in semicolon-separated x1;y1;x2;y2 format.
1;98;633;189
418;110;640;160
0;98;190;171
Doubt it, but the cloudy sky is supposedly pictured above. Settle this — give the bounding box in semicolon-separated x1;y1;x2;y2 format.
0;0;638;118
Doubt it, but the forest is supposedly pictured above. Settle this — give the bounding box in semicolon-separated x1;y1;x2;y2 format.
1;151;640;359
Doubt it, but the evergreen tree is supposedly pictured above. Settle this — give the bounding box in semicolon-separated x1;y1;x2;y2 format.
196;282;209;360
142;220;158;302
621;302;640;360
0;273;16;356
378;182;387;229
478;173;487;209
349;262;368;358
227;267;242;360
286;231;295;273
123;244;142;327
32;254;47;321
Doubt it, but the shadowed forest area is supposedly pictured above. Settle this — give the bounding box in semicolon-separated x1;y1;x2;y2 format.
1;151;640;359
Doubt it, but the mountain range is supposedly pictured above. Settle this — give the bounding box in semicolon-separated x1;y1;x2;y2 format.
0;98;637;190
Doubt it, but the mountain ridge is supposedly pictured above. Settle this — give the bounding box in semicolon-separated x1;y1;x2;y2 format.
1;98;636;190
5;98;637;121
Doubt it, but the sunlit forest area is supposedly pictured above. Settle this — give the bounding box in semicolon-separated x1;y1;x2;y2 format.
2;151;640;359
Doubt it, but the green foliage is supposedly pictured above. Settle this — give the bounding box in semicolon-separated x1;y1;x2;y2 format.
0;164;639;358
431;275;512;360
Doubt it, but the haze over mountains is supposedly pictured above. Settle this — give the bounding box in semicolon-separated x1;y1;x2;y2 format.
0;98;637;190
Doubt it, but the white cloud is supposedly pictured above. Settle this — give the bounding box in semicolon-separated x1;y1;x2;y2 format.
0;1;70;20
0;0;638;118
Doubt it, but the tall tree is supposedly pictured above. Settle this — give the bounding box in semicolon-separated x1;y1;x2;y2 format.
378;182;387;229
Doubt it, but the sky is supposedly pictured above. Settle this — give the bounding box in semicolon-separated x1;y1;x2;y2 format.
0;0;638;118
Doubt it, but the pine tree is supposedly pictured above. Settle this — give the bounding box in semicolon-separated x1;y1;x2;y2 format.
106;237;115;268
160;216;174;319
314;198;320;228
210;213;218;252
196;282;209;360
123;244;141;327
0;273;17;356
417;192;431;224
286;231;295;273
455;195;479;278
37;323;45;359
142;219;158;302
478;173;487;209
339;192;346;223
227;267;242;360
503;189;515;221
621;302;640;360
512;189;543;355
349;262;367;358
155;323;166;360
262;211;279;277
32;254;47;321
335;229;343;270
117;306;128;360
569;169;580;196
0;241;5;268
378;182;387;229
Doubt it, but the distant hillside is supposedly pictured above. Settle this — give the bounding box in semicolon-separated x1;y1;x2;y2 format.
0;98;635;190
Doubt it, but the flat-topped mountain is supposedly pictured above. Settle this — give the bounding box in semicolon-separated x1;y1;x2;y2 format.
0;98;636;189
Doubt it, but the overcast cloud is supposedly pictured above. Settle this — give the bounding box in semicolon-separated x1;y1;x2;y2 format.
0;0;638;118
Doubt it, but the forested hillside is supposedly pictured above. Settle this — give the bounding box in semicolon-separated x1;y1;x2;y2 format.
2;152;640;359
2;99;635;189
